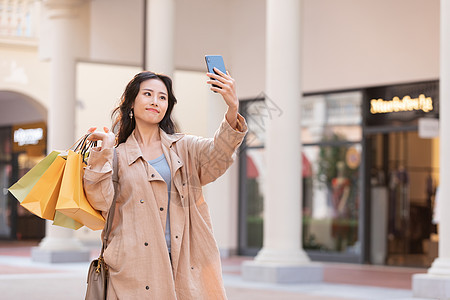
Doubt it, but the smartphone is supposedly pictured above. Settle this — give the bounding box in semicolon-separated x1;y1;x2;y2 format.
205;55;227;90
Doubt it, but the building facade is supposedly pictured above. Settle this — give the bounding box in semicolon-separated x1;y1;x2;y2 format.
1;0;448;296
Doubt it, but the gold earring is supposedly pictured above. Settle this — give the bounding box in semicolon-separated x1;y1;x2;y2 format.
129;110;133;119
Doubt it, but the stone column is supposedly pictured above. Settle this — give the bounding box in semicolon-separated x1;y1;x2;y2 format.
413;0;450;297
32;0;90;263
145;0;175;77
242;0;322;283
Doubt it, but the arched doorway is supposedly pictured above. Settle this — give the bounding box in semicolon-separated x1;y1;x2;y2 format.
0;90;47;240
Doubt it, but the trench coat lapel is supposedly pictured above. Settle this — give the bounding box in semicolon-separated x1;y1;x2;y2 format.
123;130;183;180
123;132;142;166
160;130;184;186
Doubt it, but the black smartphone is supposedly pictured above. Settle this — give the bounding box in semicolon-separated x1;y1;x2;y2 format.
205;55;227;90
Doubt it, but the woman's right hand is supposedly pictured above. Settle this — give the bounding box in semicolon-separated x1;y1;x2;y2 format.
87;127;116;150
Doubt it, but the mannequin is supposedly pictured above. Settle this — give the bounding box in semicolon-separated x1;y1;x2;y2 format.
331;161;350;217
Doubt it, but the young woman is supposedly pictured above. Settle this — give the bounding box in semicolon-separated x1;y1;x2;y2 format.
83;69;247;299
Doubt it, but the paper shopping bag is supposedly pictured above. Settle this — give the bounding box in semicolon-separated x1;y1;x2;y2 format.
20;155;66;220
8;151;60;203
56;150;105;230
52;211;83;230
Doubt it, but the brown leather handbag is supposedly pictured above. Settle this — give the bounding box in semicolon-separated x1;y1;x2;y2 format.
85;149;119;300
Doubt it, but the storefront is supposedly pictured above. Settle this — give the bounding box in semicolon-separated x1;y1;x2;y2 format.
364;80;439;267
238;80;439;268
0;122;47;241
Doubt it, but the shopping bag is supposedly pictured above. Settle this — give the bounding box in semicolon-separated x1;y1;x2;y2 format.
8;151;60;203
56;150;105;230
20;155;66;220
52;211;83;230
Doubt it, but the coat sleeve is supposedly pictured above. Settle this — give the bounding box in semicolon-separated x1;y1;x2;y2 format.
192;113;247;186
83;147;115;213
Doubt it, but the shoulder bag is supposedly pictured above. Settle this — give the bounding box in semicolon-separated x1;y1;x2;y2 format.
85;148;119;300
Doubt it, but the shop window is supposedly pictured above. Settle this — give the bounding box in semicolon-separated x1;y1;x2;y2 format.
239;91;363;258
303;143;361;253
302;91;363;256
244;148;264;248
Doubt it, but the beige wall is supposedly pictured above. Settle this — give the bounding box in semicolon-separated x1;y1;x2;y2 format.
79;0;440;97
172;70;209;137
174;0;231;72
302;0;440;93
177;0;439;97
229;0;266;99
75;62;141;138
0;44;50;110
89;0;143;65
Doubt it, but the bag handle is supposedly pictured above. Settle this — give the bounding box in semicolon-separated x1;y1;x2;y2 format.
68;133;98;164
99;148;119;258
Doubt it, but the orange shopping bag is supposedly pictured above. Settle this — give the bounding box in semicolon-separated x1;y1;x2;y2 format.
20;155;66;220
56;150;105;230
16;153;83;230
9;151;60;203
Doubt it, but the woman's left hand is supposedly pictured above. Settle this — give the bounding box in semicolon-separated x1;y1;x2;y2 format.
207;68;239;128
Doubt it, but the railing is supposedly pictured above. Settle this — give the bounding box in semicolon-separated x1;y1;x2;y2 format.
0;0;39;39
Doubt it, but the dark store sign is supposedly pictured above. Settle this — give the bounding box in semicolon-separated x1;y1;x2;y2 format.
370;94;433;114
12;122;46;153
365;81;439;127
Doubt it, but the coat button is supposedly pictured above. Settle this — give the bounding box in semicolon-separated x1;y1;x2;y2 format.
140;199;144;204
145;286;150;290
182;183;186;186
151;174;155;178
160;207;164;211
177;161;180;164
144;242;148;246
181;195;184;199
175;236;178;239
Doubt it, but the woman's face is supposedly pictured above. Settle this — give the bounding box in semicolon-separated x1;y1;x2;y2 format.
133;78;169;127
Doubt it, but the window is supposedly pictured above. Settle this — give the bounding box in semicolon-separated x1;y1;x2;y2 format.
239;91;363;258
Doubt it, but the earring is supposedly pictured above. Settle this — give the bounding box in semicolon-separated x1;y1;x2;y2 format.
129;110;133;120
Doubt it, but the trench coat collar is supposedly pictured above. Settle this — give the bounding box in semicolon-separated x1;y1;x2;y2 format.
123;129;185;166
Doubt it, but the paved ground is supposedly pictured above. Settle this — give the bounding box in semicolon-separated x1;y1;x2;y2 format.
0;242;433;300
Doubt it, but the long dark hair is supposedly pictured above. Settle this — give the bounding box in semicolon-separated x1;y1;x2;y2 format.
112;71;177;145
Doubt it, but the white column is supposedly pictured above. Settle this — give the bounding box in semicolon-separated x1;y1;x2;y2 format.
242;0;322;283
32;0;89;263
145;0;175;77
413;0;450;297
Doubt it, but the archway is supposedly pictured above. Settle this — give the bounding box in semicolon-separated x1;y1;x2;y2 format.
0;90;47;240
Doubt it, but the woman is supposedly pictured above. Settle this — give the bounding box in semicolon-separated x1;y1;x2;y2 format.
83;69;247;299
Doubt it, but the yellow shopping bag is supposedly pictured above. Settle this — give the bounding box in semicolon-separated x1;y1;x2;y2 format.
52;211;83;230
56;150;105;230
20;155;66;220
9;151;60;203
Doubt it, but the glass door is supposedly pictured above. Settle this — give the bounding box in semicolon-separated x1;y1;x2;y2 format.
0;127;12;238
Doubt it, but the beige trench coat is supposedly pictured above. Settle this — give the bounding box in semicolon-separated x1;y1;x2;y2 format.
83;115;247;299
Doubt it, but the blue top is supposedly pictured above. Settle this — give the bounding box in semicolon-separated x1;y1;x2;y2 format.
148;154;172;253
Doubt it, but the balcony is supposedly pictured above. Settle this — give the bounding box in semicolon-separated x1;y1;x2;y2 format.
0;0;39;46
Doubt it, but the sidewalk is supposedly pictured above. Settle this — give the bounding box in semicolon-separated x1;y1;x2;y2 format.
0;242;432;300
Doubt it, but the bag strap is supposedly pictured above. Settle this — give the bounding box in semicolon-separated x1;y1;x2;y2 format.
99;148;119;258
